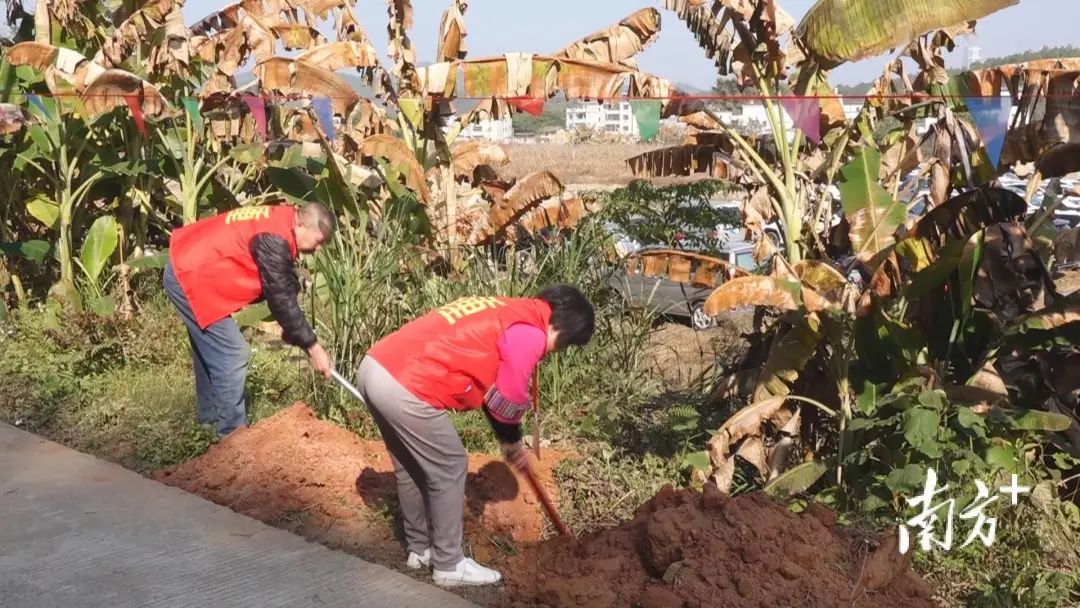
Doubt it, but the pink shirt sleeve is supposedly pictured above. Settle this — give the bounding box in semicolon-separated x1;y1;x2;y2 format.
494;323;548;404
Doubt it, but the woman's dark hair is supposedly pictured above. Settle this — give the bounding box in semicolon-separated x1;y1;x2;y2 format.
538;284;595;350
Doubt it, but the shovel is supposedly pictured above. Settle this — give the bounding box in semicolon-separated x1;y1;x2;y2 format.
330;369;366;404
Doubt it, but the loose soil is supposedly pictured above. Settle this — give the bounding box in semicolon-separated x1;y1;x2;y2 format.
501;486;934;608
155;403;934;608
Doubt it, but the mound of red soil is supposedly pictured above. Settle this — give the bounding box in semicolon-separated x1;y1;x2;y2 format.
154;403;562;566
500;484;934;608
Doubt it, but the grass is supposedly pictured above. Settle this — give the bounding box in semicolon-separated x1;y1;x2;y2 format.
0;289;310;474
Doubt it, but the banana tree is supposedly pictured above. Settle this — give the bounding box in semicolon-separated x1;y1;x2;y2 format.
15;96;107;291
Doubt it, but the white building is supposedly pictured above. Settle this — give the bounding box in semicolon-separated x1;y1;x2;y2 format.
457;115;514;142
565;101;639;137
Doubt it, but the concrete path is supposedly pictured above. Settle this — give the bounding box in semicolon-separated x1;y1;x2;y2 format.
0;424;480;608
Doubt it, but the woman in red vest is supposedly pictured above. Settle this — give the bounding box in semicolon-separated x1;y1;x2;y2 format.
163;203;336;438
355;285;594;587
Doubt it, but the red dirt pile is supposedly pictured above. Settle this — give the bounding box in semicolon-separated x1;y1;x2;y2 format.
154;403;562;565
500;484;934;608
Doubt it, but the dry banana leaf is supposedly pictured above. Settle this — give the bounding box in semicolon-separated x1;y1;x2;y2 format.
81;69;172;117
450;140;509;180
627;145;740;180
436;0;467;62
705;276;834;315
555;7;661;67
360;134;431;204
296;40;380;72
254;57;359;115
707;396;789;493
488;171;564;230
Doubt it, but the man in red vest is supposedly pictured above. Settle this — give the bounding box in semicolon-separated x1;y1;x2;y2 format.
355;285;594;586
162;202;335;437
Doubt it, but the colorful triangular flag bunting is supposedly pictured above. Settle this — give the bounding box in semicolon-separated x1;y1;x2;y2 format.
508;96;545;117
630;100;662;142
181;97;204;134
311;97;335;142
124;96;148;136
780;97;821;144
965;96;1013;169
242;95;267;140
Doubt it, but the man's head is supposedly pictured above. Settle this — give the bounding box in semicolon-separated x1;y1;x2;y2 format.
538;284;595;353
294;202;336;253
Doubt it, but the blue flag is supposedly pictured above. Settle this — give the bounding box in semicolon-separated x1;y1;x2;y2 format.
26;94;49;117
965;96;1013;169
312;97;335;142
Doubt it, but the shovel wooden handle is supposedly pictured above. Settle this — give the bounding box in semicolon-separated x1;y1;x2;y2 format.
520;463;570;537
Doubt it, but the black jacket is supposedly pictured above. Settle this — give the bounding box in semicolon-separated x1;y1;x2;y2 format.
249;233;318;349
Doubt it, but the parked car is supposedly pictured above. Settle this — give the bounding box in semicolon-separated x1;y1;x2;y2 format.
608;246;751;330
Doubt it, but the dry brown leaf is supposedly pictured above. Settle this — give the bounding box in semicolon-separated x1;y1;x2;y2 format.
387;0;420;94
254;57;359;115
735;436;769;478
296;41;380;71
708;396;789;493
794;260;848;294
360;134;432;204
627;144;741;180
450;140;509;180
488;171;564;230
272;24;327;50
95;0;183;68
6;41;60;71
81;69;172;117
435;0;467;62
555;8;661;67
663;0;735;74
704;275;833;315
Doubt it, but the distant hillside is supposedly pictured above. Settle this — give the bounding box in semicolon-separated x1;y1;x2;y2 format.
834;45;1080;95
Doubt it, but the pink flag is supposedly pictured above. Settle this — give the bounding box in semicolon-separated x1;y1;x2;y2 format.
242;95;267;139
124;96;148;136
780;97;821;145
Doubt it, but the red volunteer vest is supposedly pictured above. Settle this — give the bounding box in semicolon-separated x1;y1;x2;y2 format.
169;205;298;329
369;297;552;411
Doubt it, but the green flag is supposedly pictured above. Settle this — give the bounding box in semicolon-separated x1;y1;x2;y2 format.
182;97;204;133
630;100;662;142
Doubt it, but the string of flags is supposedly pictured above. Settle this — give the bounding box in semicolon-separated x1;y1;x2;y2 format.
7;92;1019;164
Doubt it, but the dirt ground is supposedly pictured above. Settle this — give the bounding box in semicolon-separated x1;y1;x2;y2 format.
154;405;563;581
644;312;754;392
155;402;933;608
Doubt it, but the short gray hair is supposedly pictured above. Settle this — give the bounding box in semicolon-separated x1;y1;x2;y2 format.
298;202;337;239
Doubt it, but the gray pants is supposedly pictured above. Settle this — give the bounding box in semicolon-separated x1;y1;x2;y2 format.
355;356;468;570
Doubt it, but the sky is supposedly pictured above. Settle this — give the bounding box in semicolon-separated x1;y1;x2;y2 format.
178;0;1077;88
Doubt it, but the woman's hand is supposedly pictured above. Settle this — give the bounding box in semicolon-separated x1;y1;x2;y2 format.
502;441;531;473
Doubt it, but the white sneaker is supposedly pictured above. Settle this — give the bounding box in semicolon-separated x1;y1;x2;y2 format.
406;549;431;570
432;558;503;587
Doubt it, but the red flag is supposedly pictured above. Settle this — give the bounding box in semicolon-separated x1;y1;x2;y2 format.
243;95;268;139
124;95;148;136
779;97;821;144
508;96;545;117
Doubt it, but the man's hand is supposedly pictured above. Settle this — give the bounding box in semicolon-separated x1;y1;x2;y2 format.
502;441;531;473
307;343;333;379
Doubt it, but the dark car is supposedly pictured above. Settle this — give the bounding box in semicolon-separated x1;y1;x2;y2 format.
609;246;751;330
